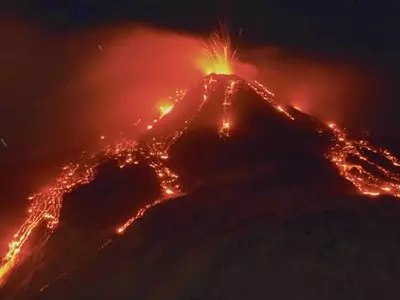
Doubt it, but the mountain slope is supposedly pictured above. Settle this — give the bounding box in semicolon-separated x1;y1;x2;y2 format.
1;72;400;299
22;185;400;300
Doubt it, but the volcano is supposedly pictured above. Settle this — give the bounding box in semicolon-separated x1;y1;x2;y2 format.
2;35;400;299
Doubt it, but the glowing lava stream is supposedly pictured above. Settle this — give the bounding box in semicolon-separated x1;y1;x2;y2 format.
327;123;400;197
219;79;238;138
0;89;187;286
2;29;400;288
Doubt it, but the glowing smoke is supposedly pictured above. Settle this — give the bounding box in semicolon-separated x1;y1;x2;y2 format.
239;47;385;131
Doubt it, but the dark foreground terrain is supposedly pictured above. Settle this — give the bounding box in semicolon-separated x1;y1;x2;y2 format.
5;172;400;300
2;75;400;300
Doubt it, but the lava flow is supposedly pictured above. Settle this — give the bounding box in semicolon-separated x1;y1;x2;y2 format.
327;123;400;197
0;89;186;285
2;28;400;288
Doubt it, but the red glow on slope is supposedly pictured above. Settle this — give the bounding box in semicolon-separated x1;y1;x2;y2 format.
1;29;400;288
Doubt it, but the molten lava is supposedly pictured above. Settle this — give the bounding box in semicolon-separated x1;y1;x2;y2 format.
159;103;173;117
1;30;400;289
198;28;237;76
327;123;400;197
219;79;237;137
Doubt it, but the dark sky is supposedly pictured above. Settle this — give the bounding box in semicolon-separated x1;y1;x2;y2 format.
0;0;399;160
2;0;398;53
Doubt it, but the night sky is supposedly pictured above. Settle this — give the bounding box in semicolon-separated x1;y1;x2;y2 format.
2;0;398;53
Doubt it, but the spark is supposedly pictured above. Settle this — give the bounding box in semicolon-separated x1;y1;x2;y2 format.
238;27;243;39
0;138;7;148
198;27;237;75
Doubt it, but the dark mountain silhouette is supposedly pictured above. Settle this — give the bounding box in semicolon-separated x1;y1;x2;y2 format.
2;74;400;300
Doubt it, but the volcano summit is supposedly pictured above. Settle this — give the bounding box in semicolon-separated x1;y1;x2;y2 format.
1;32;400;298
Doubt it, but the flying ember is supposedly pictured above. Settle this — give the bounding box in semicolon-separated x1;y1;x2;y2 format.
198;28;237;76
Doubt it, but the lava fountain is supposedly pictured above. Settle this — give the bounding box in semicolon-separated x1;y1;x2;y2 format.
197;27;237;76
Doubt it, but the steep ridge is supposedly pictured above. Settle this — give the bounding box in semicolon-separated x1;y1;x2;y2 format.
1;33;400;298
